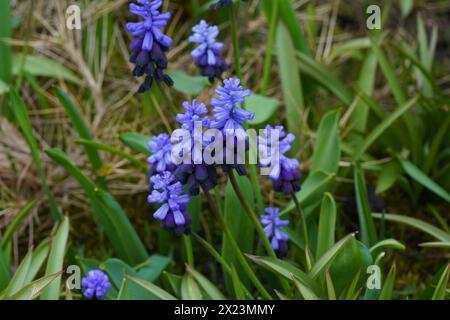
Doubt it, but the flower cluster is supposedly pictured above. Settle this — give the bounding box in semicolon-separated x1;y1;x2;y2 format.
173;99;218;195
211;78;254;175
189;20;228;83
147;133;176;175
259;125;301;195
143;76;298;257
126;0;174;93
260;207;290;258
148;171;192;236
81;269;112;299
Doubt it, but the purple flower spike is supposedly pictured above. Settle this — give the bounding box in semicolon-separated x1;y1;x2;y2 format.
81;270;112;299
176;99;211;131
126;0;174;93
260;207;290;258
210;78;254;132
147;133;175;175
259;125;301;195
148;171;192;236
189;20;228;83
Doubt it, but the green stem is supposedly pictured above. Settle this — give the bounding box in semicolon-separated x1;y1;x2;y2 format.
204;191;272;300
229;172;291;294
260;0;279;94
156;81;178;115
191;0;199;21
183;235;194;267
292;194;309;248
229;172;277;258
229;3;242;79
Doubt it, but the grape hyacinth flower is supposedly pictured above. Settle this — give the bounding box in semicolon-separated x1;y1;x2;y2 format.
259;125;301;195
189;20;228;83
210;78;254;132
210;78;254;175
81;269;112;299
260;207;289;258
126;0;174;93
148;171;192;236
173;100;218;195
147;133;176;175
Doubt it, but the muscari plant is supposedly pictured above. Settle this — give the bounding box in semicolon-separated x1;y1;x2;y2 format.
1;0;449;301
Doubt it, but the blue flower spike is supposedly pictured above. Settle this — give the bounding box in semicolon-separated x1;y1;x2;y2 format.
81;269;112;300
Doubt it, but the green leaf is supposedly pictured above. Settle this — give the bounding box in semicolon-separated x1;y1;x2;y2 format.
351;51;377;132
162;271;182;298
245;254;319;295
277;0;311;56
370;38;421;163
353;95;418;161
316;193;337;258
45;148;148;265
9;90;62;221
276;21;304;151
330;238;373;296
41;217;69;300
181;274;203;300
1;198;38;251
24;239;50;284
432;264;449;300
373;213;450;242
296;51;353;105
55;87;104;184
369;239;405;256
12;54;79;83
379;263;396;300
329;38;371;61
136;255;171;283
1;250;33;297
354;165;378;246
419;242;450;249
186;265;225;300
325;271;336;300
309;233;356;279
0;0;12;84
292;275;320;300
222;175;254;290
119;132;152;156
0;249;11;290
280;170;335;217
0;79;9;95
311;110;341;174
8;272;63;300
75;139;145;169
230;265;248;300
376;161;402;194
167;70;209;95
400;0;414;17
401;160;450;202
127;275;176;300
246;94;279;125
